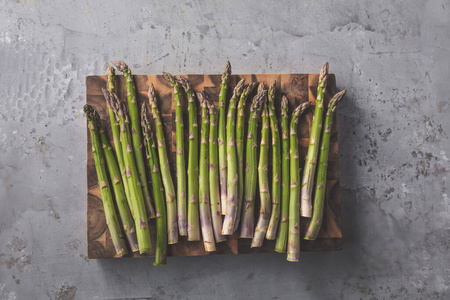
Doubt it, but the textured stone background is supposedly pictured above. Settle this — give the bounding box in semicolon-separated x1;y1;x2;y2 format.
1;1;449;299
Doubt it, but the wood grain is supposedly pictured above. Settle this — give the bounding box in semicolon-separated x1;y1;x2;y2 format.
86;73;342;259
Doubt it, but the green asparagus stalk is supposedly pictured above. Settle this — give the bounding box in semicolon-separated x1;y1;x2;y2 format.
240;89;267;238
148;83;179;244
251;102;271;247
84;105;128;257
99;126;139;252
105;91;152;253
111;61;156;219
218;61;231;215
176;75;200;241
275;95;290;252
235;82;258;232
163;72;187;237
222;79;245;235
141;103;168;265
197;91;216;251
104;72;133;216
266;81;282;240
207;96;226;243
304;90;346;240
300;63;329;218
287;101;310;262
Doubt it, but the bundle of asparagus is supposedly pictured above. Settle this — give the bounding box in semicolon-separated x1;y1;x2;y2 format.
86;60;346;263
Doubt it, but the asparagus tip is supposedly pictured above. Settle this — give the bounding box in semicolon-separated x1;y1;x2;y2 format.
111;60;129;73
247;82;258;94
257;82;265;94
107;65;115;77
329;89;347;109
175;75;190;91
233;78;245;97
319;62;329;80
162;72;176;85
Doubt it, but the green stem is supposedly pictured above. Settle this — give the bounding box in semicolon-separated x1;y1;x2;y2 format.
111;61;155;219
235;82;257;232
275;95;290;253
240;89;267;238
304;90;346;240
99;128;139;252
163;72;187;237
287;102;310;262
266;81;282;240
301;63;329;218
176;75;200;241
197;92;216;251
106;68;133;216
148;83;178;244
141;103;168;265
84;105;128;257
105;91;152;254
251;103;271;247
222;79;245;235
218;61;231;215
207;97;226;242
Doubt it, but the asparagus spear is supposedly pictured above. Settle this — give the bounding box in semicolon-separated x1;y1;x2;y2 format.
163;72;187;237
287;102;310;262
240;89;267;238
235;82;258;232
111;61;156;219
275;95;290;252
105;91;152;253
197;91;216;251
304;90;346;240
176;75;200;241
148;83;179;244
222;79;245;235
141;103;168;265
300;63;329;218
218;61;231;215
84;105;128;257
251;102;271;247
99;126;139;252
104;74;133;216
266;81;282;240
207;96;226;243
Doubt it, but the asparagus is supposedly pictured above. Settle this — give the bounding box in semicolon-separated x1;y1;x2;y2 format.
251;102;271;247
218;61;231;215
304;90;346;240
240;89;267;238
275;95;290;252
222;79;245;235
300;63;329;218
287;102;310;262
176;75;200;241
84;105;128;257
99;126;139;252
197;91;216;251
235;82;258;232
104;73;133;215
266;81;282;240
111;61;156;219
207;96;226;243
141;103;168;265
105;91;152;253
148;83;178;244
163;72;187;236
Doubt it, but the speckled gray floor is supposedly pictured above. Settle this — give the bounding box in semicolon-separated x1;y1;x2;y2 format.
1;1;449;299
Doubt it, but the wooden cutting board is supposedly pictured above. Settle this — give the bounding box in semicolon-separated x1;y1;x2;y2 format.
86;73;342;259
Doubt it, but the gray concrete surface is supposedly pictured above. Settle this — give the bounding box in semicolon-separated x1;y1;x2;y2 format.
1;0;449;299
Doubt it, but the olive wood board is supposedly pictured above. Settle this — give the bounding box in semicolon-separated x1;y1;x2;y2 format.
86;72;342;259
